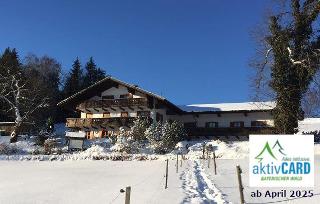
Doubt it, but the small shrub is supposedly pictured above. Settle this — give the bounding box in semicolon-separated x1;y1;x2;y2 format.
0;143;18;155
44;138;58;155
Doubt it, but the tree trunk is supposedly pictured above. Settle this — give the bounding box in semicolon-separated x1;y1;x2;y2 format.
10;122;21;143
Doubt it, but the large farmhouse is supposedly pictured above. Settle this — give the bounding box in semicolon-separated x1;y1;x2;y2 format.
58;76;275;139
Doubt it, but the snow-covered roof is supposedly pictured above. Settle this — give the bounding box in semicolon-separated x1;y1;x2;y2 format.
298;118;320;133
57;75;183;113
179;101;276;113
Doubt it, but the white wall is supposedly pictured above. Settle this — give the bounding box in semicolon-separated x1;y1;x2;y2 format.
168;112;274;127
87;85;144;100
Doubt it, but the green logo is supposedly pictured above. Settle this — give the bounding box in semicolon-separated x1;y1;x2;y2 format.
255;140;286;162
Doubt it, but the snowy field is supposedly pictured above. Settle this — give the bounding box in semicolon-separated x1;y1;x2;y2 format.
0;156;319;204
0;118;319;203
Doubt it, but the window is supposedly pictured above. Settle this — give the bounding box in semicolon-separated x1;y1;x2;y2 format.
251;121;267;127
102;95;114;100
86;113;93;118
137;111;150;117
121;112;129;117
230;121;244;128
156;113;163;122
184;122;197;128
102;130;108;138
120;94;129;99
205;122;218;128
103;112;111;118
86;131;91;139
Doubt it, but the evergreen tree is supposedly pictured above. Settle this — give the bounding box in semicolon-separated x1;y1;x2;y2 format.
64;58;83;96
0;47;21;76
129;117;149;141
0;48;22;122
146;121;185;154
82;57;106;88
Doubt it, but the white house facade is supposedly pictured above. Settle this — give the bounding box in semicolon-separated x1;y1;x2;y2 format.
58;76;275;140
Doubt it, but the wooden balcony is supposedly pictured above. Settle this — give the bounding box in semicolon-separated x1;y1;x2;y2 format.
77;98;148;110
66;117;136;129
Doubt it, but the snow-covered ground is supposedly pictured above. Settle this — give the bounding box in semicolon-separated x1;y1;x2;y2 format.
0;156;319;204
0;118;319;203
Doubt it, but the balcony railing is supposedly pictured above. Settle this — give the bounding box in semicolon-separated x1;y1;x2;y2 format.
77;98;148;110
66;117;136;129
185;127;275;137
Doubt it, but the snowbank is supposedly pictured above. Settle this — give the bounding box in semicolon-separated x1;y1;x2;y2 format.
298;118;320;133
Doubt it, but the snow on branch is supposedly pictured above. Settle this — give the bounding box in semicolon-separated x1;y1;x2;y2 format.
287;47;307;65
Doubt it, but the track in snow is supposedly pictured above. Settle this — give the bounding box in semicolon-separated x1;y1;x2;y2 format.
180;160;228;204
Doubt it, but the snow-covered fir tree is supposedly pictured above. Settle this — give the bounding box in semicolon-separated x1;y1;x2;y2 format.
129;116;149;141
146;120;186;154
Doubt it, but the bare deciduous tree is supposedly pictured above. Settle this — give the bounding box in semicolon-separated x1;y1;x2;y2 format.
0;70;49;142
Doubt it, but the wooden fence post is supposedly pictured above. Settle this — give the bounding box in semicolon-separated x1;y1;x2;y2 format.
236;165;245;204
202;143;205;159
176;154;179;173
165;159;168;189
206;149;209;160
213;152;217;175
125;186;131;204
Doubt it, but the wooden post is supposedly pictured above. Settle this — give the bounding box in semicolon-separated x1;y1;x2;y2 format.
176;154;178;173
207;154;210;168
236;165;245;204
165;159;168;189
213;152;217;175
180;154;182;167
125;186;131;204
202;144;205;159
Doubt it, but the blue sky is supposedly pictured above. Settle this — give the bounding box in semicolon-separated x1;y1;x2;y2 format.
0;0;271;105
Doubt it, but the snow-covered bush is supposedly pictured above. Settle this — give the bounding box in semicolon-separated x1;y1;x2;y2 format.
129;116;149;141
0;143;18;155
44;138;59;154
145;122;164;153
34;131;52;145
146;121;186;154
111;127;138;154
162;120;186;152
